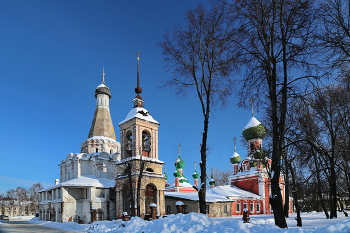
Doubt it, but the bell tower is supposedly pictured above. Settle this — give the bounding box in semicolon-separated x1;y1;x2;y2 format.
115;52;165;219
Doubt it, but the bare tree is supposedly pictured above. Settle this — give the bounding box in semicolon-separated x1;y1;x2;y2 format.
159;3;238;214
210;168;231;186
28;183;43;214
318;0;350;70
226;0;317;228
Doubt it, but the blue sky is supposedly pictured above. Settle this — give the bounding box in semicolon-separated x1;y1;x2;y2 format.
0;0;261;194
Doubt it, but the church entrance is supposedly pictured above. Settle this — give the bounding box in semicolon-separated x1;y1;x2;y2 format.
145;184;157;214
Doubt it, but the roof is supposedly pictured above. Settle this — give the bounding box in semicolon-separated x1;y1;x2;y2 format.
95;83;111;98
39;175;115;192
165;185;262;202
119;107;158;125
243;117;261;130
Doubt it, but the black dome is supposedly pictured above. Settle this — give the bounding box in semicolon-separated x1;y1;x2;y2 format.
95;84;111;98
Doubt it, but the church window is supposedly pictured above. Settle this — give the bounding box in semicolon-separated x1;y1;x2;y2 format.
256;203;260;212
243;203;247;210
102;163;107;172
236;203;240;212
96;148;99;153
250;203;254;213
223;205;227;214
96;188;105;198
110;149;113;154
145;168;154;172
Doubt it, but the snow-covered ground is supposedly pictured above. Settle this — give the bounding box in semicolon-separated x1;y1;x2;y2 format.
12;212;350;232
9;215;35;220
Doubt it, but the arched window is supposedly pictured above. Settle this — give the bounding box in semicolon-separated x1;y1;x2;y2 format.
96;148;99;153
142;130;151;151
142;130;151;157
110;149;113;154
145;168;154;172
125;131;133;157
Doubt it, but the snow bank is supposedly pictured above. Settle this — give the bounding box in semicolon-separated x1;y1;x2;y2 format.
10;215;35;220
28;212;350;233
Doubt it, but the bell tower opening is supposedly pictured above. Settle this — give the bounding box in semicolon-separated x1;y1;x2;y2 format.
125;130;133;158
142;130;151;157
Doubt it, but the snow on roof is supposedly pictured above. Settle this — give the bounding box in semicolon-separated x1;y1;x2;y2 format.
243;117;261;130
39;175;115;192
231;151;240;158
119;107;158;125
86;136;117;142
115;155;164;165
209;185;261;199
165;185;261;202
97;83;107;88
165;190;233;203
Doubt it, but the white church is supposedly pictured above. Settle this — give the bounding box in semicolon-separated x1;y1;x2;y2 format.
39;55;166;223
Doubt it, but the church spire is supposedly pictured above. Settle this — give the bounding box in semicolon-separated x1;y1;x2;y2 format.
87;68;116;140
133;51;144;108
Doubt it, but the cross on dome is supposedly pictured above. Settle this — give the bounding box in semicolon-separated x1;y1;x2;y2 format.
102;66;105;84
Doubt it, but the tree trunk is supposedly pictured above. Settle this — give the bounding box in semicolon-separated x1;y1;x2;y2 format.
136;161;144;217
312;150;329;219
199;113;209;214
283;160;289;218
329;156;338;219
127;163;135;217
289;163;302;227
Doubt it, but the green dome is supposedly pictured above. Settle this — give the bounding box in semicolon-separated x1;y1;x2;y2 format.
164;172;168;180
192;171;199;179
175;156;185;169
242;117;267;140
173;170;181;177
230;152;241;164
179;176;190;183
209;179;215;186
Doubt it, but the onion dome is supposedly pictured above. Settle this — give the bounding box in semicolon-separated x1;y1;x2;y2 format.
175;156;185;169
242;117;266;140
179;175;190;183
209;178;215;186
192;170;199;179
95;67;111;98
95;83;111;98
230;151;242;164
173;170;181;178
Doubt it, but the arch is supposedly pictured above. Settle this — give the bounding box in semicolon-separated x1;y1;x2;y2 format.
145;168;154;172
144;183;157;215
142;130;151;157
125;130;133;157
